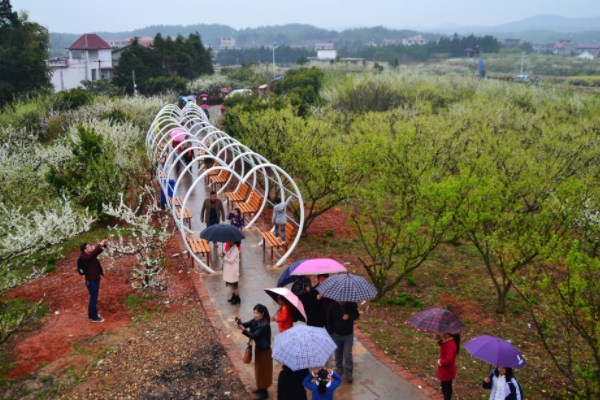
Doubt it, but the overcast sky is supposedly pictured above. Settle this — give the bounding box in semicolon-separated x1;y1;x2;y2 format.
11;0;600;33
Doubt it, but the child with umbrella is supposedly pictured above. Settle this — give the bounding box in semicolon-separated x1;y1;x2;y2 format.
483;367;523;400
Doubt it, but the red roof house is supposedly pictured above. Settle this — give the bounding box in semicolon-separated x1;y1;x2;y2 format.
68;34;111;50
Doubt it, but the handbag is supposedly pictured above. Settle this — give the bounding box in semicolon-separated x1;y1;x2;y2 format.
243;339;253;364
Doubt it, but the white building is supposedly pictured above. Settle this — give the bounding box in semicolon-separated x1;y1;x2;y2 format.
402;35;427;46
48;34;113;92
317;48;337;60
221;37;236;50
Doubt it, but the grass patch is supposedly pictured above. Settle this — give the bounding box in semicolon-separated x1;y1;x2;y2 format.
124;293;162;323
70;341;94;356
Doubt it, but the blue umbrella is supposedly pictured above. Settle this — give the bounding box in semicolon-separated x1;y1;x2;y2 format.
277;259;308;287
200;224;245;243
464;336;527;369
272;325;337;371
315;273;378;302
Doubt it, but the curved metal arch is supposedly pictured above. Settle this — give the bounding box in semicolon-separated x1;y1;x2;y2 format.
147;103;305;269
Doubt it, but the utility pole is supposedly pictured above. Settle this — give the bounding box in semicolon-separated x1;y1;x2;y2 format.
520;52;525;75
272;43;279;73
98;60;101;80
132;70;137;96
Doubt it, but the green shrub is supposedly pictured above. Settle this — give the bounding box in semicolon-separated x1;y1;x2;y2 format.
143;75;187;95
43;265;56;273
325;229;334;237
54;88;93;111
329;240;338;248
434;278;445;288
412;299;424;309
405;274;417;286
45;125;125;217
43;114;68;142
101;109;132;125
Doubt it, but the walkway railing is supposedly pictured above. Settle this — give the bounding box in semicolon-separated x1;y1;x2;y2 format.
146;103;304;272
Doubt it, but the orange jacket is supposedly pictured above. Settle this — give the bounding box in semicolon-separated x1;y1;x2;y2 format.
276;305;293;332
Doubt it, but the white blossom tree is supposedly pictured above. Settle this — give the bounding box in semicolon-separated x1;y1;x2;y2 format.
103;187;173;289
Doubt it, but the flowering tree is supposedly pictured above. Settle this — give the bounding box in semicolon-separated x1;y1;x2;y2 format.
103;187;173;289
0;198;95;294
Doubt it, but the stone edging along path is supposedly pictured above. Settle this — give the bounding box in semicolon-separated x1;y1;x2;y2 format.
174;233;442;400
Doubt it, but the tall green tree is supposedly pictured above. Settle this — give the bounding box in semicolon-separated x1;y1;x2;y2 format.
0;0;51;105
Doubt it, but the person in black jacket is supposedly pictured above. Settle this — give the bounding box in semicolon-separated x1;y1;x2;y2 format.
292;277;319;326
312;274;330;328
277;364;308;400
483;367;523;400
327;301;359;383
237;304;273;400
79;239;109;323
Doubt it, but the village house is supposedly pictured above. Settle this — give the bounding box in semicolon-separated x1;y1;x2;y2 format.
576;43;600;58
553;39;573;56
402;35;427;45
47;34;113;92
504;38;521;48
221;37;236;50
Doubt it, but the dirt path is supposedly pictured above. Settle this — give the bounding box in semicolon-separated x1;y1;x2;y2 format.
62;307;247;400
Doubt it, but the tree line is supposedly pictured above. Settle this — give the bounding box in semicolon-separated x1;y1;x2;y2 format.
113;33;214;95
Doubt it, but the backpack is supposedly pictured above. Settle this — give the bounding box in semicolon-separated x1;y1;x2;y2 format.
77;256;86;276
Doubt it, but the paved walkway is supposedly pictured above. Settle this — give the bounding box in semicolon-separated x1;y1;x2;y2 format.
169;145;433;399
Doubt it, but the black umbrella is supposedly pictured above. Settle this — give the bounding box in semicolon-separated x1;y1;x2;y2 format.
200;224;245;243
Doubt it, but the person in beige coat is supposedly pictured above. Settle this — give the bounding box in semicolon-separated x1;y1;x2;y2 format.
222;241;241;305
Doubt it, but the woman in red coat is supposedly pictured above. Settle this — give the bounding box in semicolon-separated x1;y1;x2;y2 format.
272;296;294;332
436;333;460;400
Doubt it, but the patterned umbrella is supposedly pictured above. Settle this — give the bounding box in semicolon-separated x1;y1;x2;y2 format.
408;308;465;334
315;274;378;302
272;325;337;371
277;260;308;287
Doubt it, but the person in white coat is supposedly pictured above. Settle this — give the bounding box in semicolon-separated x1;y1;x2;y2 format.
482;367;523;400
222;241;241;305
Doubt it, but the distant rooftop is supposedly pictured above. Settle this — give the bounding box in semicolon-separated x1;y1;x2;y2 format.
68;34;111;50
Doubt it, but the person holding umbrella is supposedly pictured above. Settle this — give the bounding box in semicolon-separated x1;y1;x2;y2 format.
313;274;330;328
278;365;308;400
437;332;460;400
271;325;337;400
408;308;465;400
326;300;359;383
222;241;241;305
483;367;523;400
237;304;272;400
317;273;378;384
463;336;526;400
272;295;294;332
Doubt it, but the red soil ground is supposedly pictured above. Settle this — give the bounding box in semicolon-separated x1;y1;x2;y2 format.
2;234;197;379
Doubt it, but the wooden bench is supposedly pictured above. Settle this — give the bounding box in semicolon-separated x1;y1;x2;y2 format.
225;184;250;206
260;221;297;261
175;207;192;229
237;190;262;218
185;236;211;267
210;169;230;191
203;161;221;182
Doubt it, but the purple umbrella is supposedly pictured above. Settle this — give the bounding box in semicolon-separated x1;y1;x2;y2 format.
463;336;526;369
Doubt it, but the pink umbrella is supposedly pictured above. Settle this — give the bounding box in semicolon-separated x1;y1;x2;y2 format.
170;129;186;143
200;104;210;109
291;258;347;276
221;87;230;93
265;288;307;322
